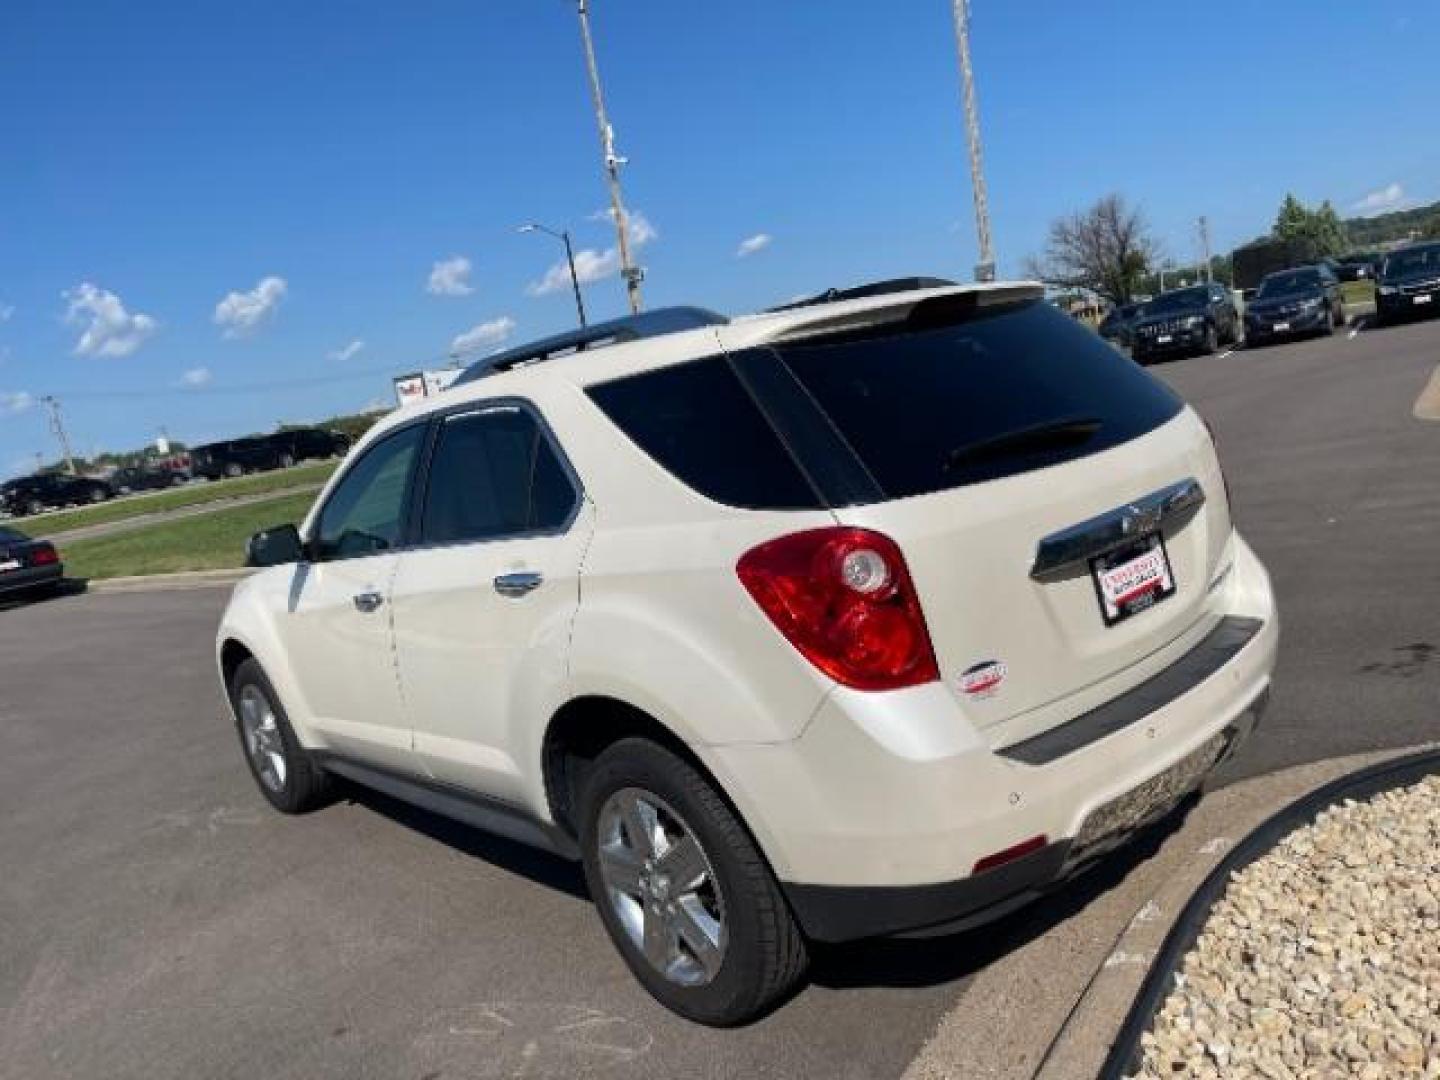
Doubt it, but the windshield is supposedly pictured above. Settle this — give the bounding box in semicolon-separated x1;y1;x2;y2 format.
1140;287;1209;316
1382;245;1440;280
1257;270;1321;299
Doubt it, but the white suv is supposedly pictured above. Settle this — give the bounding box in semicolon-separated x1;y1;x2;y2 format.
217;282;1277;1025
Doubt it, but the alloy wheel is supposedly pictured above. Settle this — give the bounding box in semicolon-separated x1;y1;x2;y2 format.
596;787;727;987
238;684;287;793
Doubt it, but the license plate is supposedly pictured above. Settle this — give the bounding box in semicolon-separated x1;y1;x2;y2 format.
1090;534;1176;626
0;559;20;572
1273;321;1290;332
1415;295;1433;306
1156;334;1172;344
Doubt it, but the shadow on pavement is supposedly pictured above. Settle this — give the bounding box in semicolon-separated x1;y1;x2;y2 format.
334;778;591;902
809;793;1199;991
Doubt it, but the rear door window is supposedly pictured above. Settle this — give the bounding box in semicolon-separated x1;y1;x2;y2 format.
418;405;578;546
775;299;1182;500
587;357;821;510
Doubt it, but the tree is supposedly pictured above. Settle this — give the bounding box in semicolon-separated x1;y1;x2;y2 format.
1424;215;1440;240
1271;193;1348;256
1024;193;1159;304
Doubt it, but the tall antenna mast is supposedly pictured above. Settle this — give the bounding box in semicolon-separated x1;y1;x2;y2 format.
952;0;995;282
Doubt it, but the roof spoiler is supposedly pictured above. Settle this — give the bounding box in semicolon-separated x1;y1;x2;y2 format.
768;283;1045;346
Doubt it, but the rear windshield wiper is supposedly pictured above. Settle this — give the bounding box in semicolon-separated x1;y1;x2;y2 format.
944;417;1103;472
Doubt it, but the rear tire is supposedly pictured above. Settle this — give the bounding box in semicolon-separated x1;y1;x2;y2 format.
579;737;808;1026
229;658;332;814
224;463;243;479
279;453;296;469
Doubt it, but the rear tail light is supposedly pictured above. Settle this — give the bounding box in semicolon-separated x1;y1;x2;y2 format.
30;546;58;566
973;834;1048;874
736;527;939;691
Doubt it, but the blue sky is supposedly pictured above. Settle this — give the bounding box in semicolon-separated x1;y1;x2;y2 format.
1;1;1436;475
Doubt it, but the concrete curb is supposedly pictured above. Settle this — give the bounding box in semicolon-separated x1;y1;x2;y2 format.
84;567;252;593
1097;745;1440;1078
1032;742;1440;1080
899;744;1439;1080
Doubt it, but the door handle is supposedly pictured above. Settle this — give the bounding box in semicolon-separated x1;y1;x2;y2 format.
493;571;543;598
352;591;385;613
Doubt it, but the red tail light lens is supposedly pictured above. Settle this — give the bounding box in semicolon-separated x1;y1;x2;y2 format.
737;527;939;691
30;546;58;566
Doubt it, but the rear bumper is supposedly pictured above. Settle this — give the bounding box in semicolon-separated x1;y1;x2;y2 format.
0;563;63;595
711;533;1277;942
782;691;1267;941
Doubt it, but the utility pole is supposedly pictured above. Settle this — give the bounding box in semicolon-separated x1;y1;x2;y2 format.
951;0;995;282
576;1;642;314
39;396;77;474
1198;215;1213;284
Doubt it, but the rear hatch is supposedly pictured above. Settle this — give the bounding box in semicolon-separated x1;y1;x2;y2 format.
760;293;1232;731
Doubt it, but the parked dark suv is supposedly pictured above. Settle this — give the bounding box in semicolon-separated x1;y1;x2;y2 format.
192;428;349;480
268;427;351;464
1;473;115;516
190;438;287;480
1130;284;1239;362
110;464;188;494
1244;265;1345;346
1375;242;1440;327
1098;302;1139;348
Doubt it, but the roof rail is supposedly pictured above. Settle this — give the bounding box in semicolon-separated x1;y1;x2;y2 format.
766;276;959;313
454;306;727;385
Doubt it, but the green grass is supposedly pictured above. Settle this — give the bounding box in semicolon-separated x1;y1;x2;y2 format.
26;460;336;536
61;489;318;580
1341;280;1377;309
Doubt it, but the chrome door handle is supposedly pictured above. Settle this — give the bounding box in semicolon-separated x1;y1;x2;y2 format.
493;571;543;598
352;591;385;613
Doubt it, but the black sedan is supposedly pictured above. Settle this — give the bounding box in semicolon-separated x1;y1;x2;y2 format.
1244;265;1345;346
0;472;114;516
1129;284;1240;363
0;526;63;599
110;465;188;494
1375;242;1440;327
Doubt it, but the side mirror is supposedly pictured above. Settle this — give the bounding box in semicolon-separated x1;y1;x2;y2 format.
246;523;305;567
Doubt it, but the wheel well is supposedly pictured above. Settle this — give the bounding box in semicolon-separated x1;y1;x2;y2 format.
542;696;709;842
219;639;253;692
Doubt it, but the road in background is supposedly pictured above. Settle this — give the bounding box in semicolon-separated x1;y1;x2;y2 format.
1;318;1436;1079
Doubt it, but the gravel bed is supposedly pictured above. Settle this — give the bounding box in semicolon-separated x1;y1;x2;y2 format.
1132;774;1440;1079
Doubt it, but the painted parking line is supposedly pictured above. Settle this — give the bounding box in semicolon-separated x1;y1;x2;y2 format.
1348;317;1368;339
1217;348;1236;360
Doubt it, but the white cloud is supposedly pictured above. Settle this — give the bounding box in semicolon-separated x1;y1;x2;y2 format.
0;302;13;322
427;256;474;297
450;315;516;356
178;367;212;388
529;212;657;296
63;283;158;358
214;275;287;337
1;390;33;415
1351;183;1412;217
328;339;365;362
736;233;773;258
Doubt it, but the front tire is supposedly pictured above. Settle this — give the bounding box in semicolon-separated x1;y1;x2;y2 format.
1200;323;1218;355
229;658;332;814
579;738;808;1026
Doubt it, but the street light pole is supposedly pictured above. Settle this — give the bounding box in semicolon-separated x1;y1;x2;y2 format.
576;0;642;314
951;0;995;282
519;223;588;328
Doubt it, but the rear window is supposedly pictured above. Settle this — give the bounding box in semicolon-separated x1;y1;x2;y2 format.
587;357;821;510
775;299;1183;500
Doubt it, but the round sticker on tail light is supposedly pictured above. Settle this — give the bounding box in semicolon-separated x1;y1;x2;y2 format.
959;660;1007;700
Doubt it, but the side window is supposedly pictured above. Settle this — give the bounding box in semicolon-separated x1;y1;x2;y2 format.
314;425;425;560
419;406;577;546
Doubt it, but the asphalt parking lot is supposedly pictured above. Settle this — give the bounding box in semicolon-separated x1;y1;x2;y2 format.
1;317;1437;1080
